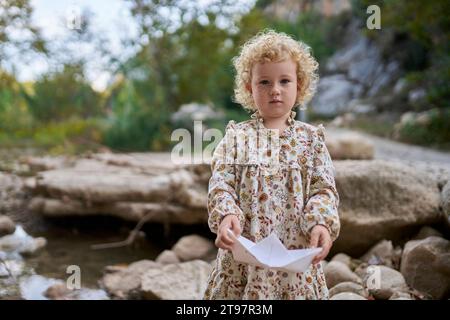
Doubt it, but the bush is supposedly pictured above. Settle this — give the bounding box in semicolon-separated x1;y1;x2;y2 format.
397;108;450;149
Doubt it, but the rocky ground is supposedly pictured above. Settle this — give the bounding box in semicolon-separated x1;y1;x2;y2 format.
0;129;449;300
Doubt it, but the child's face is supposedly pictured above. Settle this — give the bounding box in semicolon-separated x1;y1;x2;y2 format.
247;59;298;120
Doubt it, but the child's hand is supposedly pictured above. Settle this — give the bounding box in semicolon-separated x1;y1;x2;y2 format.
309;225;332;265
215;214;241;251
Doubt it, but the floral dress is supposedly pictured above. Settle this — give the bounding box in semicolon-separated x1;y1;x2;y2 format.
203;111;340;300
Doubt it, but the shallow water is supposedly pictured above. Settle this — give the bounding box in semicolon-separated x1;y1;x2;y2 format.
25;218;166;289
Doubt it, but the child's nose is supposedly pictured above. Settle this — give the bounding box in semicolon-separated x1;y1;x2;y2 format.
270;84;281;95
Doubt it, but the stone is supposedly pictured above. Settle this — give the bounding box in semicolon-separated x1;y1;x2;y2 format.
100;260;160;299
400;236;450;299
330;292;367;300
141;260;212;299
155;250;180;265
329;281;368;298
0;216;16;237
332;160;442;256
172;235;216;262
324;261;362;289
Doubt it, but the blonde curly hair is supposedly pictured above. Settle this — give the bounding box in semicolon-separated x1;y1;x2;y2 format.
232;29;319;112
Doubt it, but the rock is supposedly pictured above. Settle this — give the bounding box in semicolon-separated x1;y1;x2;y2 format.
408;89;426;104
23;156;73;172
324;261;362;289
43;283;109;300
0;256;26;278
330;253;353;269
32;168;195;203
0;172;25;216
360;240;401;269
441;180;450;218
358;265;408;300
332;160;442;256
400;236;450;299
155;250;180;265
141;260;212;299
330;292;367;300
174;186;208;209
44;283;72;300
0;216;16;237
326;27;398;97
389;291;413;300
170;103;225;127
329;113;356;127
413;226;443;241
100;260;160;299
29;197;206;224
325;132;374;160
348;100;375;114
25;153;212;225
0;225;46;255
172;235;216;262
311;74;363;116
329;282;368;298
20;237;47;256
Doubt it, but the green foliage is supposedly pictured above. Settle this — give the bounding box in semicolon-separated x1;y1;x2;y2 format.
0;70;34;132
397;109;450;149
267;11;347;64
23;63;104;123
31;117;106;155
103;76;173;151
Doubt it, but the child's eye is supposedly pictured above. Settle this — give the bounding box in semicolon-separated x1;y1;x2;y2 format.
259;80;270;85
281;79;291;84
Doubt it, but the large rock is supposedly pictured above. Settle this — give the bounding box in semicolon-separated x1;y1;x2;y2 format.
26;153;210;224
100;260;160;299
357;265;408;300
441;180;450;219
29;197;206;224
326;24;399;97
172;235;216;261
32;168;194;203
324;261;362;288
333;160;442;256
311;74;363;116
400;237;450;299
325;132;374;160
140;260;212;299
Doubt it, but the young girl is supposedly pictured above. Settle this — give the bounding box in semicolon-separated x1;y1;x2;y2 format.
203;30;340;300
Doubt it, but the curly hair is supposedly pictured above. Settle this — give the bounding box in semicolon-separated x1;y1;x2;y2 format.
232;29;319;112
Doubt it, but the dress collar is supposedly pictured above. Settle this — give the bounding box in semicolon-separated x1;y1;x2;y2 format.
251;109;296;138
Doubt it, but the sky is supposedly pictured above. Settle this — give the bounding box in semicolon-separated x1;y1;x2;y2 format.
13;0;256;91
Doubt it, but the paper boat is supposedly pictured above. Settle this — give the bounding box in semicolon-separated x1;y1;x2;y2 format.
227;229;322;273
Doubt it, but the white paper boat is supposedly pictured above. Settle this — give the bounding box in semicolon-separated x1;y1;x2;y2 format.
227;229;322;273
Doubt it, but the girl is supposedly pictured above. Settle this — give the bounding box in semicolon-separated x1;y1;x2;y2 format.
203;30;340;300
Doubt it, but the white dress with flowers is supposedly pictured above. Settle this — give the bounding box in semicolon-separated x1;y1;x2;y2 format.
203;113;340;300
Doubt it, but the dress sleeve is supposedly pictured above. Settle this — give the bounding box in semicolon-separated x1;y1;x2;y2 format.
300;125;341;242
207;120;244;234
